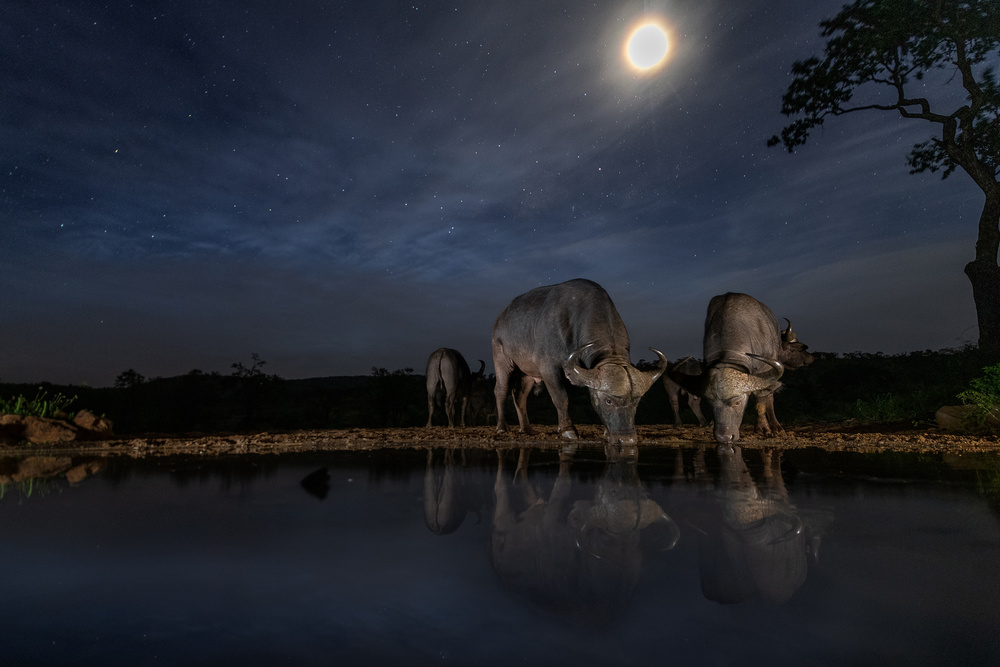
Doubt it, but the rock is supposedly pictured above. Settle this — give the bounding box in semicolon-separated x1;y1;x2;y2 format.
22;416;80;444
0;414;24;445
0;410;115;445
937;404;1000;432
936;405;970;431
73;410;115;437
0;415;79;444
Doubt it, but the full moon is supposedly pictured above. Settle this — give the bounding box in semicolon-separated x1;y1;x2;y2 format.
626;23;669;71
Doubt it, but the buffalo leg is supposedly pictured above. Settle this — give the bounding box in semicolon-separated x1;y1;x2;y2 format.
754;393;783;436
687;393;708;427
444;392;456;428
667;389;682;426
540;370;578;440
493;353;512;434
762;393;784;434
442;373;460;428
425;382;439;428
512;375;536;435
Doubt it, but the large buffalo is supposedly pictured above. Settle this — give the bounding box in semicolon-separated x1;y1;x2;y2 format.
491;279;667;445
425;348;484;428
670;293;813;444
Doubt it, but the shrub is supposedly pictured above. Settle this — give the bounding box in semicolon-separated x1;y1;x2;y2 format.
850;391;933;424
958;363;1000;432
0;390;77;419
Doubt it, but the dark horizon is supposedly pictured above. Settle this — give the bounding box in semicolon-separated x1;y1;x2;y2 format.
1;343;979;391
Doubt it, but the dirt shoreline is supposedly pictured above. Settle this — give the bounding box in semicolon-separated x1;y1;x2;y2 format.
6;422;1000;457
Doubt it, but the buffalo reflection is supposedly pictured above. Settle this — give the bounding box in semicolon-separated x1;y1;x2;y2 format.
691;446;833;605
423;448;486;535
489;445;678;625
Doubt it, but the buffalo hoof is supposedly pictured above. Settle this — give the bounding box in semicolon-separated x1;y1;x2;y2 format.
559;429;578;440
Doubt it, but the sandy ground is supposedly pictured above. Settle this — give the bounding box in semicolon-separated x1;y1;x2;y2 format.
13;422;1000;457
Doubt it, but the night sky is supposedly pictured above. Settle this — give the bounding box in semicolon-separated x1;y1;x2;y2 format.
2;1;984;387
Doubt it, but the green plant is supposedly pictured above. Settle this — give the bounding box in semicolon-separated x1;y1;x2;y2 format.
0;390;77;419
958;363;1000;432
853;393;909;423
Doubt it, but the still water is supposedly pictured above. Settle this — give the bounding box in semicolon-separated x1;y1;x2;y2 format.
2;444;999;666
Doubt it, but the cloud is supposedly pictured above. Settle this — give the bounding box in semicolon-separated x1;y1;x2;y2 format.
1;0;987;386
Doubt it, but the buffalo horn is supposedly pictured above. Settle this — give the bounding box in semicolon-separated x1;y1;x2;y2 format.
783;318;797;343
634;347;669;395
745;353;785;382
769;515;805;545
567;343;599;388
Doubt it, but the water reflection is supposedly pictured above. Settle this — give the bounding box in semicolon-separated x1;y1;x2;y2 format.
0;455;104;493
300;467;331;499
424;448;486;535
1;445;999;666
690;447;834;604
489;445;679;624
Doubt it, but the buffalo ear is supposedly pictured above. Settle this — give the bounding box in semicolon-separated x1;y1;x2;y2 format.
747;375;781;393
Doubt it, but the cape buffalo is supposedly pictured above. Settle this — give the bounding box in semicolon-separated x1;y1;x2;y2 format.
670;293;813;444
425;348;485;428
466;375;497;425
491;279;667;445
663;357;707;427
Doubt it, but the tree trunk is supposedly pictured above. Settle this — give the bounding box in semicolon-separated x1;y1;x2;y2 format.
965;259;1000;361
966;187;1000;362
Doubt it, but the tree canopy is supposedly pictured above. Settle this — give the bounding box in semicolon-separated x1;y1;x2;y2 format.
769;0;1000;357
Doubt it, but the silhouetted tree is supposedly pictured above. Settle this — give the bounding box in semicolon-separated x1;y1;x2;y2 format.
230;353;283;428
769;0;1000;359
114;368;146;389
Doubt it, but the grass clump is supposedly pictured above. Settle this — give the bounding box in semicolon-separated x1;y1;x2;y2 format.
853;393;910;423
0;390;77;419
958;363;1000;432
850;390;933;425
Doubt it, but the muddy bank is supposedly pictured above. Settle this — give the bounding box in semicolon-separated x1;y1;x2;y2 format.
4;423;1000;458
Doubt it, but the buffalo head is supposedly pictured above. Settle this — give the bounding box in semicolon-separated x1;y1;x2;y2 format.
779;319;814;369
704;355;784;444
566;345;667;445
669;354;784;445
